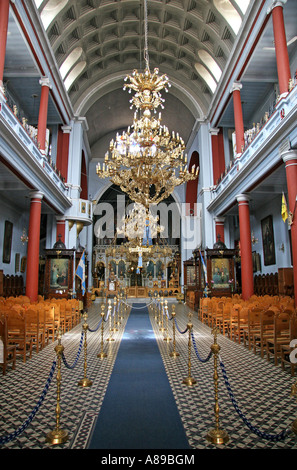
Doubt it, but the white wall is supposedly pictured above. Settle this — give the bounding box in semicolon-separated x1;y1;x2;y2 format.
0;196;29;280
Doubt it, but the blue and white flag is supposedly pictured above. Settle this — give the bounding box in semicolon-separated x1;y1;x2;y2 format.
200;250;207;284
76;250;86;296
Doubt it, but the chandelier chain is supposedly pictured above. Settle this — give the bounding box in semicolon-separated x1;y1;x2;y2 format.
144;0;150;71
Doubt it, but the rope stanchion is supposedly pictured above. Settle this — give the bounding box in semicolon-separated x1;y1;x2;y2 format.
78;312;92;388
163;299;171;343
113;297;118;332
97;304;107;359
182;312;196;386
46;329;69;445
206;327;229;445
106;299;115;342
169;305;179;358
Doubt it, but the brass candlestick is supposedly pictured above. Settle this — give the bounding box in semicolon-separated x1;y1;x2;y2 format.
206;327;229;445
46;329;68;444
170;305;179;358
163;299;172;342
182;312;196;386
97;304;107;358
78;312;92;387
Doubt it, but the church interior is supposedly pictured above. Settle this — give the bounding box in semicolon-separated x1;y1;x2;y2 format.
1;0;297;453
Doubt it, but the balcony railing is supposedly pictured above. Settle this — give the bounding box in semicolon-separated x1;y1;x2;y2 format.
214;80;297;197
0;89;68;196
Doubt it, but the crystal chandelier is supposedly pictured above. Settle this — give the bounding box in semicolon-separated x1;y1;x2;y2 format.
96;0;198;208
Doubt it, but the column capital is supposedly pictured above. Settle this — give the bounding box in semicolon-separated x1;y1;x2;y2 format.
61;125;72;133
29;190;44;201
209;127;220;136
282;149;297;163
267;0;287;14
236;193;250;203
230;82;242;94
39;76;52;89
214;216;225;223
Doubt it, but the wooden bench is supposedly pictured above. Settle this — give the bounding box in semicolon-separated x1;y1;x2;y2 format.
0;315;16;374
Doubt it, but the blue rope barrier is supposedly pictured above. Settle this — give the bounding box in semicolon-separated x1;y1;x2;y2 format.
219;357;291;441
0;360;57;445
174;317;188;335
88;316;103;331
62;330;84;369
191;332;212;363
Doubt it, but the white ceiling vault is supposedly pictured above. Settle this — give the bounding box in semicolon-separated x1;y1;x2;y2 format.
29;0;256;149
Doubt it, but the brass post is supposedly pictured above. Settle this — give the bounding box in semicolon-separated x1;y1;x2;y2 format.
182;312;196;386
206;327;229;444
78;312;92;387
163;299;172;342
157;294;161;326
116;295;120;326
119;293;124;320
98;304;107;358
106;299;114;342
154;297;158;321
160;297;165;332
113;296;118;331
170;305;179;358
46;329;68;444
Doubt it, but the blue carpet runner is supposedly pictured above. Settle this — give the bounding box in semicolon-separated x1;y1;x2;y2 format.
88;303;190;449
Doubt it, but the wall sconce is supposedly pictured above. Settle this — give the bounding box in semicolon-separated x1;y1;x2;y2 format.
21;228;28;244
251;231;258;245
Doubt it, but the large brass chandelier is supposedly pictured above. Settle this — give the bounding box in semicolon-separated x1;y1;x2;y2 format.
96;0;198;208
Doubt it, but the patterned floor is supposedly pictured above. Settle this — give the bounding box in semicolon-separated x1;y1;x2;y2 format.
1;298;297;451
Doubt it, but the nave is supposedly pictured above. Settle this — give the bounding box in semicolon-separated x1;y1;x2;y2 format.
1;299;297;451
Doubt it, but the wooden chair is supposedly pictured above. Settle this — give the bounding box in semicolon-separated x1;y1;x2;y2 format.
231;306;249;344
266;310;291;365
0;315;16;375
252;308;277;358
6;312;33;362
23;308;44;353
218;302;232;336
243;307;263;350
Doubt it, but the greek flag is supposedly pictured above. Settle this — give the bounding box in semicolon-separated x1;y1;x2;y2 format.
76;250;86;296
200;250;208;284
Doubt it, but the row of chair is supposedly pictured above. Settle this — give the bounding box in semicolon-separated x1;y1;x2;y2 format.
198;295;296;376
0;298;81;375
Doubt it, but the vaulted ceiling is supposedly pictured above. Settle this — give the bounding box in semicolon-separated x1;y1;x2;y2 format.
3;0;297;156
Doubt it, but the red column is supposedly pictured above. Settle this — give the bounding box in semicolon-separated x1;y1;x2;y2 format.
282;150;297;306
215;217;225;244
210;128;225;185
56;217;66;244
56;125;71;182
236;194;254;300
37;77;51;155
26;191;43;302
0;0;9;88
271;1;291;97
231;82;245;157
